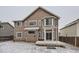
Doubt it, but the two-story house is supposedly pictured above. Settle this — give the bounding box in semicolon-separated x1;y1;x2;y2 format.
0;22;14;41
14;7;60;42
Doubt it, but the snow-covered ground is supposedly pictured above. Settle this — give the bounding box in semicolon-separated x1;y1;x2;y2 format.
0;41;79;53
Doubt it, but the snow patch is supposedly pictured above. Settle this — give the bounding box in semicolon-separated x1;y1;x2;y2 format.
36;41;65;46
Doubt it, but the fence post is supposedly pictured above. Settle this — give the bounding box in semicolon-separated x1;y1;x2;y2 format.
75;36;77;46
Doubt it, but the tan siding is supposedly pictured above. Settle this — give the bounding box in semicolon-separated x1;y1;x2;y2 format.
23;8;55;42
25;30;38;42
24;8;52;27
60;24;77;37
26;9;52;20
76;23;79;36
0;23;14;36
14;22;25;41
14;8;59;42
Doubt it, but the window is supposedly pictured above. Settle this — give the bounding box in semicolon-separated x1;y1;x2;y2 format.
17;32;22;37
28;31;35;34
25;32;27;36
29;22;36;26
55;20;58;27
39;32;41;37
15;22;21;26
46;30;52;40
17;22;20;26
45;18;52;26
0;25;3;28
46;32;52;40
46;18;49;25
1;26;4;30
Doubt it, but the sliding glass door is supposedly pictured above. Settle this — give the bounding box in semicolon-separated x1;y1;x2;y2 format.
46;30;52;40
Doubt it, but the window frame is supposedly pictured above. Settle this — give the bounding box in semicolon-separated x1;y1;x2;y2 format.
29;20;37;26
28;31;35;34
16;32;22;38
15;22;22;27
44;17;52;26
46;30;52;40
39;31;41;37
29;21;36;26
1;25;4;30
45;18;52;26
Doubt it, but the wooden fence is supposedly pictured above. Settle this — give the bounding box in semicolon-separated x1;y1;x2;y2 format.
59;36;79;47
0;35;14;41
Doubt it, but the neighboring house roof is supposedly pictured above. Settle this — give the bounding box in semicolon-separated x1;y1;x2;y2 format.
60;19;79;30
14;7;60;22
1;22;14;29
13;20;22;22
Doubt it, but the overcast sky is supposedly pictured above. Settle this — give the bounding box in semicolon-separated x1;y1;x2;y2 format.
0;6;79;29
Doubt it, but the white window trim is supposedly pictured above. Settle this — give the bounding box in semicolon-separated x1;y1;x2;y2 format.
16;22;22;27
39;31;41;37
29;20;37;26
46;18;52;26
52;18;54;26
16;32;22;38
44;17;53;26
44;19;46;26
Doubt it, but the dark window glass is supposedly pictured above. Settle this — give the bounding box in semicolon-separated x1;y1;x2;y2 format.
46;32;52;40
46;18;49;25
29;22;36;26
16;22;20;26
46;18;52;25
39;32;41;37
28;31;35;34
17;33;22;37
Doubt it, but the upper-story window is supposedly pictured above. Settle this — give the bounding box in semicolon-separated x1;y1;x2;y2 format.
0;25;4;30
15;22;22;27
17;22;20;26
29;20;37;26
45;18;52;26
29;22;36;26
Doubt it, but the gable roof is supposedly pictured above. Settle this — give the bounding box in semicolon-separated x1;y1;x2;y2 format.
13;7;60;22
21;7;59;22
60;19;79;30
22;7;60;22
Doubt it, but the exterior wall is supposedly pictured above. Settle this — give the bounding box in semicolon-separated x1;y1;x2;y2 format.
53;19;58;41
24;8;52;27
0;23;14;36
60;24;77;37
42;18;58;41
14;22;25;41
38;29;44;40
23;8;55;42
14;8;59;42
76;22;79;36
25;30;38;42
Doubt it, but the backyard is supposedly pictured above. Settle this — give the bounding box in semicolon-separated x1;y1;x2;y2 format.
0;41;79;53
